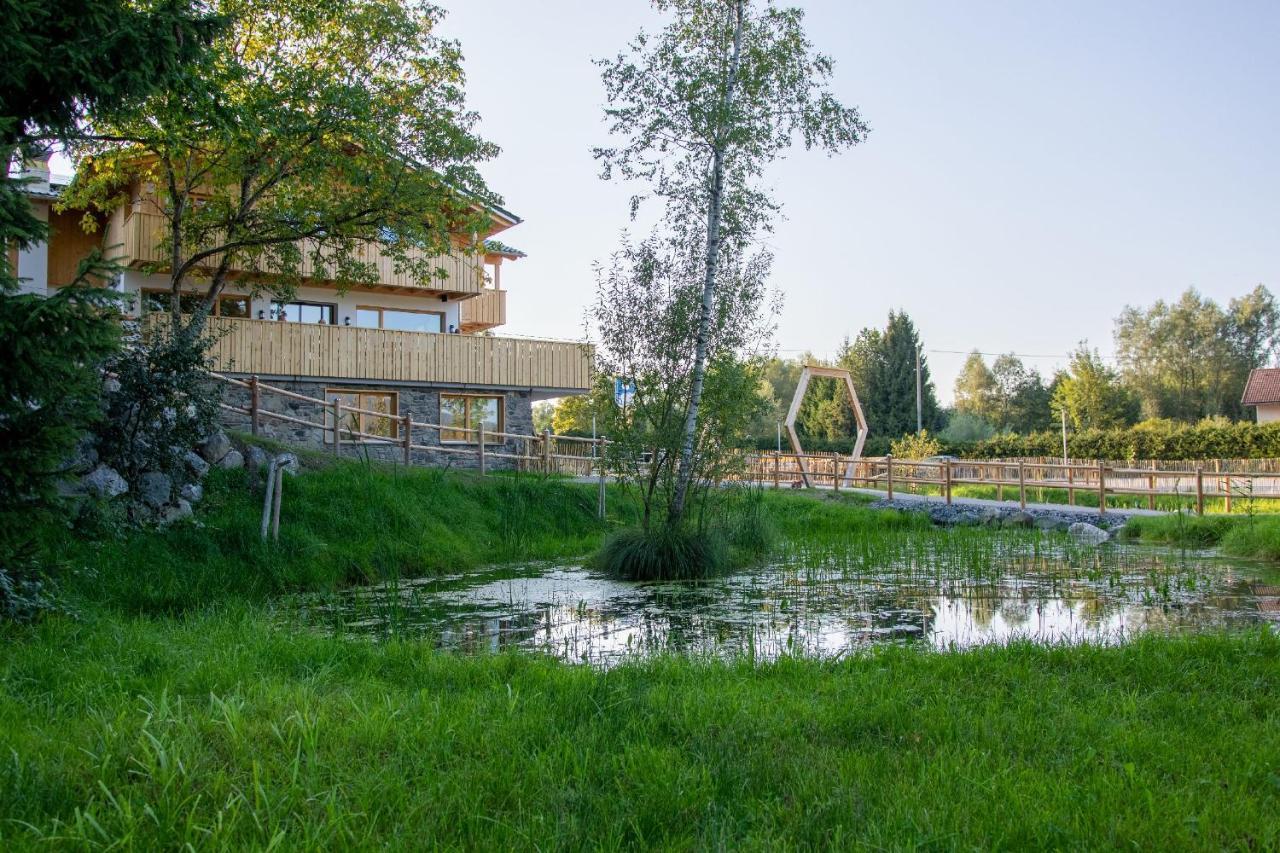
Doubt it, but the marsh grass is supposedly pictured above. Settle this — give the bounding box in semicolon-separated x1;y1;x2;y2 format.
1124;513;1280;562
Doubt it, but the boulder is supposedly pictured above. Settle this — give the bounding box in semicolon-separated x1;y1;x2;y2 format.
199;431;232;464
180;482;203;504
80;464;129;499
138;471;172;509
1068;521;1111;545
277;452;300;476
185;450;210;478
1001;511;1034;529
66;435;99;475
218;449;244;470
160;499;193;525
245;445;270;471
953;511;983;527
1034;516;1068;532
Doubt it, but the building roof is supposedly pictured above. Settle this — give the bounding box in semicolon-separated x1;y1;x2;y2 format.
483;239;526;260
1241;368;1280;405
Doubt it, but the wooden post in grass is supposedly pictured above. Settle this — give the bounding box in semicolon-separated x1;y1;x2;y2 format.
477;424;486;476
997;464;1004;502
1225;475;1233;513
1148;465;1156;511
597;438;607;519
773;452;780;489
402;414;412;465
886;455;894;500
832;452;840;493
1018;461;1026;509
331;398;342;457
249;374;260;437
1067;464;1075;506
944;459;952;505
1196;468;1204;516
1097;460;1106;514
259;459;277;541
542;428;551;474
270;465;283;541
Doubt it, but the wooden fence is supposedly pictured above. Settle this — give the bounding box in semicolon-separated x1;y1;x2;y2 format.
215;373;1280;516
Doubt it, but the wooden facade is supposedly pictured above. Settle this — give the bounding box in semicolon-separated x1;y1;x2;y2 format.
107;211;485;295
167;316;591;391
459;288;507;332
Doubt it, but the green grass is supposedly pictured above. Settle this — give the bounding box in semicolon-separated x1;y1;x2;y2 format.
0;613;1276;849
1122;512;1280;561
2;461;1277;848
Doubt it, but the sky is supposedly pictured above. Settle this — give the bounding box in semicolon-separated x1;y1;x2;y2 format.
437;0;1280;404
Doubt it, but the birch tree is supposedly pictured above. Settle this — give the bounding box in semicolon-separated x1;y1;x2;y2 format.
595;0;868;524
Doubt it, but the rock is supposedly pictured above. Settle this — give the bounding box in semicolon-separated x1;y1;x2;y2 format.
1068;521;1110;545
953;511;983;527
185;450;210;478
160;499;193;525
199;431;232;463
67;435;99;474
1001;511;1034;529
180;482;203;504
218;449;244;470
80;464;129;499
245;445;270;471
1034;516;1069;532
979;507;1003;526
138;471;172;509
102;376;121;395
277;452;300;476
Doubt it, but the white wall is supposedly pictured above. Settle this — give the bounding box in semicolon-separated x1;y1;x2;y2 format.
1256;404;1280;424
119;272;464;330
15;200;49;296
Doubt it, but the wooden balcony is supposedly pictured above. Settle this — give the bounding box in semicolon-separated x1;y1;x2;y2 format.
459;288;506;332
109;210;484;295
166;316;591;392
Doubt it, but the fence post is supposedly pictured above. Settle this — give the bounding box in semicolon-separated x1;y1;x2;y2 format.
259;459;277;541
1225;475;1232;513
832;452;840;493
402;414;412;466
773;452;780;489
597;438;606;519
477;423;486;476
331;398;342;458
271;465;283;541
1148;465;1156;511
886;455;894;500
997;465;1004;502
1018;461;1026;509
944;460;952;505
1196;468;1204;516
542;428;551;474
1067;464;1075;506
249;374;260;437
1097;460;1106;514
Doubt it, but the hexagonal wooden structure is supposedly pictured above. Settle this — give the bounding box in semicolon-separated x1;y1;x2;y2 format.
784;365;869;488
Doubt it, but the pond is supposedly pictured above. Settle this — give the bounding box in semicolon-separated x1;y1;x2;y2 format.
289;531;1280;666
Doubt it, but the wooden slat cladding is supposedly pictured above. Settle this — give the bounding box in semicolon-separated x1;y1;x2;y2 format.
162;316;592;391
116;211;484;295
458;289;506;331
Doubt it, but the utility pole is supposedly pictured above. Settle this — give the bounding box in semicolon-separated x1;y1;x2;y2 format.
915;346;923;434
1060;407;1068;464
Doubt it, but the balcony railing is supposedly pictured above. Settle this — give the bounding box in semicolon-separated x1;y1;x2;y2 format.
158;316;592;391
111;211;484;295
459;288;506;332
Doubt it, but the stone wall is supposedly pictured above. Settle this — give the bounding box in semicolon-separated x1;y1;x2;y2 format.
219;378;534;470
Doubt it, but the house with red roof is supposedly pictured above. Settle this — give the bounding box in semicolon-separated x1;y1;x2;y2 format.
1241;368;1280;423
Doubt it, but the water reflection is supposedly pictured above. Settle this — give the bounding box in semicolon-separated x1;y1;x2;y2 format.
290;543;1280;667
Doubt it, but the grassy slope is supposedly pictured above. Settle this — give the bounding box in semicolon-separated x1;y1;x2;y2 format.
1122;513;1280;561
2;462;1277;848
1;615;1276;849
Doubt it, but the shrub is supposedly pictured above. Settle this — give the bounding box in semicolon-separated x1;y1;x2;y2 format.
943;418;1280;461
890;430;943;459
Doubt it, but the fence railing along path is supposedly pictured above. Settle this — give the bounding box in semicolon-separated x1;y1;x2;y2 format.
215;372;1279;517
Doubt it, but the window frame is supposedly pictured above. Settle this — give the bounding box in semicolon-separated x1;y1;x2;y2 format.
324;388;400;442
272;300;337;324
356;305;446;333
440;393;505;445
141;289;250;318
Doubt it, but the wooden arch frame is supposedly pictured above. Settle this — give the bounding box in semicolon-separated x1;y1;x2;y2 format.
784;365;869;489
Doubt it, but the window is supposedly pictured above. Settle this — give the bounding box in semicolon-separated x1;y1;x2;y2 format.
273;300;336;324
142;290;250;318
356;306;443;333
440;394;503;443
325;389;399;442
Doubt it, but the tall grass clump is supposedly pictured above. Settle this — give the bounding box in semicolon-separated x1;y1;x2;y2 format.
595;524;728;581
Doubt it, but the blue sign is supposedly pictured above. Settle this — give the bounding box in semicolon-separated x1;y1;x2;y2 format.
614;378;636;407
